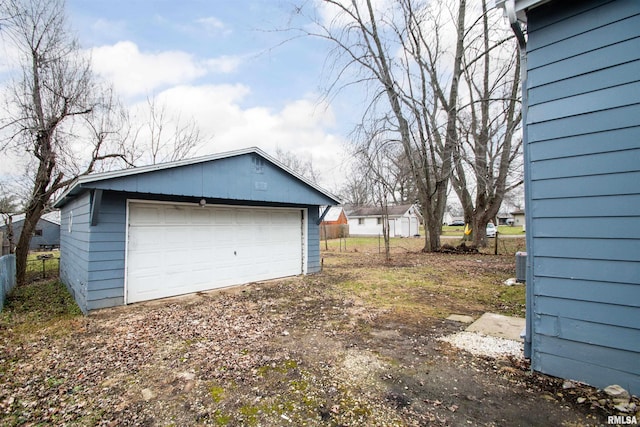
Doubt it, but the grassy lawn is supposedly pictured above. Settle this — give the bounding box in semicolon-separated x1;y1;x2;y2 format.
0;280;82;338
322;236;526;319
441;225;525;236
24;251;60;282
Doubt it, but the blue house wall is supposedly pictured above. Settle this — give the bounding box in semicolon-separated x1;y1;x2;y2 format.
525;0;640;394
59;193;91;312
1;218;60;250
56;149;337;313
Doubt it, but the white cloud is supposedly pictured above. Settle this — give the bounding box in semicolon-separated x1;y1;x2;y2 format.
204;55;244;74
196;16;231;36
146;84;349;191
90;41;245;99
91;41;206;97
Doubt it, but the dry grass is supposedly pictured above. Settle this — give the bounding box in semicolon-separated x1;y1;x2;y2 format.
322;236;526;319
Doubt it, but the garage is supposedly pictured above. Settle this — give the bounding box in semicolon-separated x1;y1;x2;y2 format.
126;201;305;303
54;147;340;313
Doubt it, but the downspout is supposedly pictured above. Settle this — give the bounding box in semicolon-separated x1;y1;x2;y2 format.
505;0;533;359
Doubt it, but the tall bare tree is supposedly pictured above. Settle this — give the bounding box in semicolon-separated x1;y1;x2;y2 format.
449;0;522;246
0;0;126;284
297;0;466;251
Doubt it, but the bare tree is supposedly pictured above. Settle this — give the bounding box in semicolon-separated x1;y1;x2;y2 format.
449;0;522;246
338;166;372;206
296;0;466;251
274;147;321;184
0;0;127;284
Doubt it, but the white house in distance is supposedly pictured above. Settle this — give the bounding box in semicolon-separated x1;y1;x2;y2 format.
345;204;421;237
511;209;526;232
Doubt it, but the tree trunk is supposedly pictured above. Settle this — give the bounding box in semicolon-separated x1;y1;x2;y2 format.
15;201;46;285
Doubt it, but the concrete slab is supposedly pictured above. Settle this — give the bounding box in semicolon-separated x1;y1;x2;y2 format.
447;314;475;324
466;312;525;341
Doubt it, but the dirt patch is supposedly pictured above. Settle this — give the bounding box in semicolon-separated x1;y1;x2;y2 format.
1;247;636;426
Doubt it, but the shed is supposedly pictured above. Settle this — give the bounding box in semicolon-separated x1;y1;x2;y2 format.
53;147;340;313
345;204;421;237
319;206;349;240
497;0;640;394
1;211;61;251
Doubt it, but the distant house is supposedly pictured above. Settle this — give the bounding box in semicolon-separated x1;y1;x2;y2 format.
497;0;640;395
345;204;421;237
320;206;349;239
0;211;61;251
510;209;525;231
321;206;348;225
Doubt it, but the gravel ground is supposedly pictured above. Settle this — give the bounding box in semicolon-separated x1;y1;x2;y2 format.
438;331;524;359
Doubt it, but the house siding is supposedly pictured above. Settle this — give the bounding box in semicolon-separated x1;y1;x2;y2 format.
1;218;60;250
59;192;91;313
307;206;321;273
526;0;640;394
86;192;126;311
89;154;332;207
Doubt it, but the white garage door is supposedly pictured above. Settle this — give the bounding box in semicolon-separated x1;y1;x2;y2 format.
126;201;305;303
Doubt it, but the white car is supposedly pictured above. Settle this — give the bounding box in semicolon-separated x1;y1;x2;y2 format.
486;223;497;238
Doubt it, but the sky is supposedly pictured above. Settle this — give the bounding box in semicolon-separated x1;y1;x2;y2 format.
2;0;359;193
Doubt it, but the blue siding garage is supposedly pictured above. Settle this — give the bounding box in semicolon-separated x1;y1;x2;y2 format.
54;148;339;313
498;0;640;395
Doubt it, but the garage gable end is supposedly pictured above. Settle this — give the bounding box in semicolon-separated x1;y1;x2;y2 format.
56;148;340;208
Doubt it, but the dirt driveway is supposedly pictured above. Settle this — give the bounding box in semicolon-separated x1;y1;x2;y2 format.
0;242;634;426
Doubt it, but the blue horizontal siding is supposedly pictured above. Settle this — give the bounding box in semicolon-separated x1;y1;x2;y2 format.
536;335;639;376
536;277;640;308
88;250;125;262
531;194;640;217
59;193;92;313
309;207;322;272
528;37;640;89
85;193;126;306
536;300;639;331
531;170;640;199
527;0;624;47
92;154;336;206
526;0;640;397
535;257;639;285
529;14;640;68
86;287;124;301
529;60;640;106
88;259;125;272
532;217;640;239
534;238;640;262
531;149;640;180
533;347;640;395
87;297;123;311
528;104;640;141
528;81;640;123
529;127;640;161
85;277;125;292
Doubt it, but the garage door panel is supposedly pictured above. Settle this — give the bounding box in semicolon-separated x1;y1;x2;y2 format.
127;203;303;304
131;206;162;225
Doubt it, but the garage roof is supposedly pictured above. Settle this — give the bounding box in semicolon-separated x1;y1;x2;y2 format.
54;147;341;208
